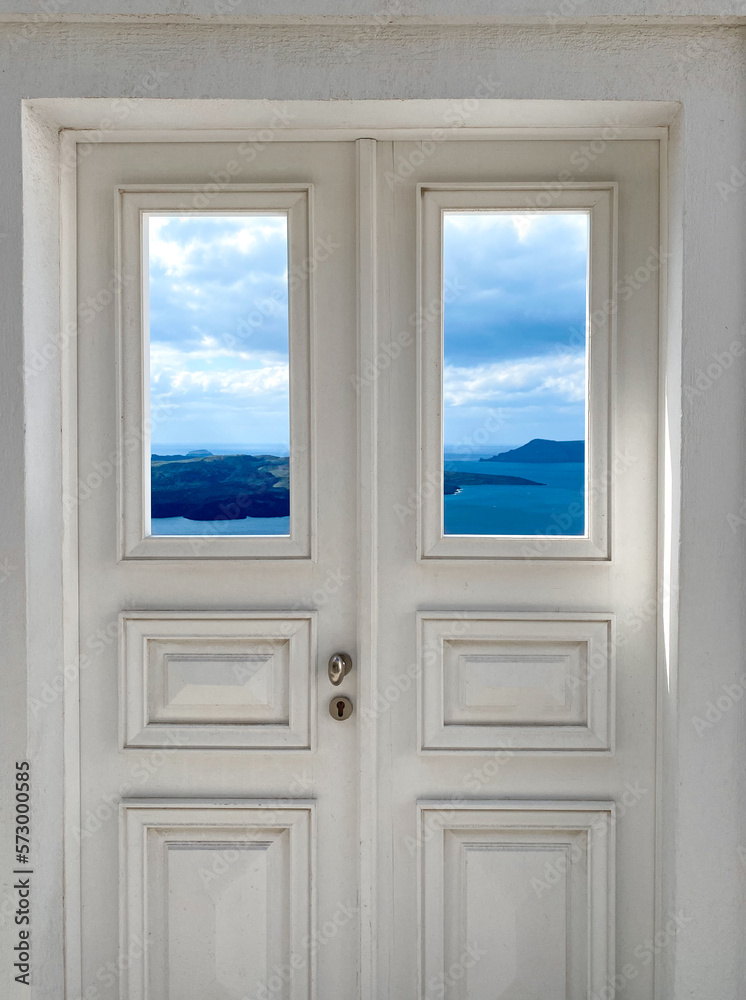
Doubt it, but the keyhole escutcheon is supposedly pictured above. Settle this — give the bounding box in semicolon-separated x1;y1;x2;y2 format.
329;695;353;720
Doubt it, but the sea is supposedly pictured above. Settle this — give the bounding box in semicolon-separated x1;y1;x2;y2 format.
444;452;585;536
149;444;585;538
150;443;290;537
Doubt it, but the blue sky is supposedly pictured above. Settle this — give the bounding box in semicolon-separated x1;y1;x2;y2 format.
443;211;589;450
147;210;589;453
148;214;290;449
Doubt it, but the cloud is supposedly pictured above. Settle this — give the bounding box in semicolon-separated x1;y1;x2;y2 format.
154;363;289;398
149;350;290;446
145;211;588;447
147;214;289;357
441;211;589;443
443;211;589;365
150;341;286;373
444;351;586;407
147;215;291;446
148;214;287;275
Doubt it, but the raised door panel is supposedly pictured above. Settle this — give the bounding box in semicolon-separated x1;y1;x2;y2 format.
419;613;613;752
120;612;315;749
121;801;313;1000
419;802;614;1000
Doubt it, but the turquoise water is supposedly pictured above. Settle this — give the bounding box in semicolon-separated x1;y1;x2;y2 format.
150;444;290;536
149;448;585;538
151;515;290;536
444;458;585;536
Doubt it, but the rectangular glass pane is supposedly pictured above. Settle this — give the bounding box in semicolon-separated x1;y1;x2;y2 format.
442;211;589;537
146;214;290;537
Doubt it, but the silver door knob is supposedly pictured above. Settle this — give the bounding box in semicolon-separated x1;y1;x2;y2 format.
328;652;352;686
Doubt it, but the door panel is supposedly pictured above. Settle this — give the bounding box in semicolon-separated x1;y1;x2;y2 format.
418;612;613;752
76;141;359;1000
74;134;661;999
420;802;614;1000
120;612;315;749
121;802;313;1000
374;139;659;999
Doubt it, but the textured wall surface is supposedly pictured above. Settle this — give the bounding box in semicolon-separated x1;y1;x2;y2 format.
1;2;746;21
0;17;744;1000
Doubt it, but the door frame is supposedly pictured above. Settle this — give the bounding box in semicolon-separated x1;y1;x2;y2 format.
22;98;680;1000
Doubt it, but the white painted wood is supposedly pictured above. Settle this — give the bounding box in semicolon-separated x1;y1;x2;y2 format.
120;612;315;749
59;127;84;1000
120;800;314;1000
419;801;615;1000
375;137;660;998
25;100;680;135
118;186;313;560
13;76;744;1000
419;183;615;560
75;139;361;1000
354;137;379;1000
419;612;614;752
76;133;653;1000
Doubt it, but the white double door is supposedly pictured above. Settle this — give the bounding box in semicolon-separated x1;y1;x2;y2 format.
75;135;660;999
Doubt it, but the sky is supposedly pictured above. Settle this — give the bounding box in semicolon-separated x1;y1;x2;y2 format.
147;210;589;453
443;211;589;451
148;213;290;450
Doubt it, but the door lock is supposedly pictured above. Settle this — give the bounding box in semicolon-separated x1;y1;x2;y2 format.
329;696;353;720
328;652;352;686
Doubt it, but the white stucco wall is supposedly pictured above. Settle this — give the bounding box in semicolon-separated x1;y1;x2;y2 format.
1;2;746;21
0;14;744;1000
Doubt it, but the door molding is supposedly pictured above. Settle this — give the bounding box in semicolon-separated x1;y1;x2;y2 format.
116;184;315;561
417;181;616;561
21;99;680;1000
